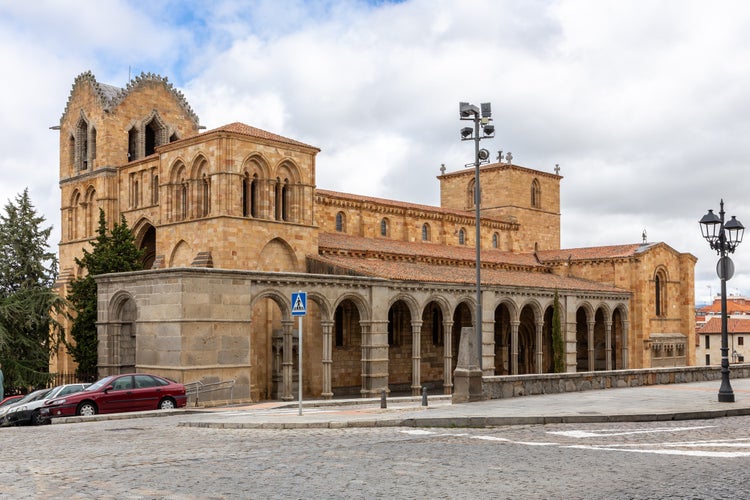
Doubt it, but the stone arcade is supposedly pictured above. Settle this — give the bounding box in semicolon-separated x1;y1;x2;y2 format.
52;72;697;403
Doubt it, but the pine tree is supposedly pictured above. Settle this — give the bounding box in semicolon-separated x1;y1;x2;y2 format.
67;210;143;376
552;289;565;373
0;189;64;390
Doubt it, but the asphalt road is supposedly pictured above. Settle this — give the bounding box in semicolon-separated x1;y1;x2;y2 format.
2;413;748;499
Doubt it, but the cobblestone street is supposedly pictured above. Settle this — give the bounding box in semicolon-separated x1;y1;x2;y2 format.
2;413;749;499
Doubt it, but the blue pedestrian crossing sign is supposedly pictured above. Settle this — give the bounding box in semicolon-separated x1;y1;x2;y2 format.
291;292;307;316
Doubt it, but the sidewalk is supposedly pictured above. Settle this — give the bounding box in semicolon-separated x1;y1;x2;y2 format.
174;377;750;430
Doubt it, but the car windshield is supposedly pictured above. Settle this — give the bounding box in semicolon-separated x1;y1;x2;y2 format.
85;376;115;392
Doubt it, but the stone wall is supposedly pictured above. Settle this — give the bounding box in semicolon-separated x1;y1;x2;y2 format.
482;365;750;399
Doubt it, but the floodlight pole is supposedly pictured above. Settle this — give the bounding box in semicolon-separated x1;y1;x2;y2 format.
460;102;494;371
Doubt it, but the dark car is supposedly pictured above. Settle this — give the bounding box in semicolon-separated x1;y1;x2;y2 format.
0;389;52;426
4;383;89;426
41;373;187;418
0;395;23;408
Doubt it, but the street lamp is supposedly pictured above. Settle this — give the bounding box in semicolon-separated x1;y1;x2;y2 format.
459;101;494;370
699;199;745;402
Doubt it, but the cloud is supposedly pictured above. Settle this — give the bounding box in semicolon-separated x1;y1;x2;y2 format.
3;0;750;303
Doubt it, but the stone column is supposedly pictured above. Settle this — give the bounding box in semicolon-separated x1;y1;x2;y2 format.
605;319;613;371
587;320;595;371
511;320;520;375
321;320;334;399
443;320;454;394
282;319;294;401
535;319;544;374
411;320;423;396
621;319;630;369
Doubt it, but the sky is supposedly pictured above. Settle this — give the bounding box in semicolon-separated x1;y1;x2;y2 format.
1;0;749;305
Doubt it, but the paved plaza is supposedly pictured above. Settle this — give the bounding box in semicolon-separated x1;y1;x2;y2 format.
2;378;750;499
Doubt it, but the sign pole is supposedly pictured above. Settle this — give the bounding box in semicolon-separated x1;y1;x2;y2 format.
298;314;303;416
291;291;307;416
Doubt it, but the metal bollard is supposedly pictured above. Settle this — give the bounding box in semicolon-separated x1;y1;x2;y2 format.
381;389;387;408
421;386;428;407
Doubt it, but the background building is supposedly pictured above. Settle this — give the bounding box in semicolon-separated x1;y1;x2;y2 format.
52;72;697;402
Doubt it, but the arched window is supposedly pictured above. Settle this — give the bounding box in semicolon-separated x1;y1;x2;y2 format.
128;126;137;162
655;269;668;317
152;173;159;205
492;232;499;248
531;178;541;208
422;223;431;241
467;178;477;209
458;228;465;245
380;218;389;237
336;212;346;232
76;119;88;171
281;180;289;221
200;174;210;217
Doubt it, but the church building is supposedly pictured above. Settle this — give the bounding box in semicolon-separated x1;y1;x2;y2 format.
52;72;697;402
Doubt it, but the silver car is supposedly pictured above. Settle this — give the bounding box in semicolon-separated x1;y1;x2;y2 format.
2;384;89;426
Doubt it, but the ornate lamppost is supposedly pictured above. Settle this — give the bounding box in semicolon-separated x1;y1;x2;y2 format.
699;200;745;402
459;102;494;369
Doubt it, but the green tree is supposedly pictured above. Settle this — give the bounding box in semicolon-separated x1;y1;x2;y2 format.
552;289;565;373
67;210;143;376
0;189;65;390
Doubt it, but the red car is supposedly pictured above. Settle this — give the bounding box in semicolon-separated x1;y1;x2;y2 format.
41;373;187;418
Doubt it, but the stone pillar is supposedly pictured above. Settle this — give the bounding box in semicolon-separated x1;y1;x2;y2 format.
452;326;483;403
587;320;595;371
605;319;613;371
411;320;423;396
361;320;389;397
282;319;294;401
321;320;334;399
443;320;454;394
622;319;630;369
535;319;544;374
511;320;520;375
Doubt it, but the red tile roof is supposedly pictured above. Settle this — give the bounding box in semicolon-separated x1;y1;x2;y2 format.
697;316;750;334
318;232;543;270
314;232;628;294
537;243;653;262
310;253;625;292
698;297;750;315
201;122;320;151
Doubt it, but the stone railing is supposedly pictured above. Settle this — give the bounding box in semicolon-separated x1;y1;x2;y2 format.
482;364;750;400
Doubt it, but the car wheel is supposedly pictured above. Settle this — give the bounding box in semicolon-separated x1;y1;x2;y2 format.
77;402;97;417
158;397;176;410
31;409;47;426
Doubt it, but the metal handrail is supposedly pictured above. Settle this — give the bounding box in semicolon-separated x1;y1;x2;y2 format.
185;379;235;406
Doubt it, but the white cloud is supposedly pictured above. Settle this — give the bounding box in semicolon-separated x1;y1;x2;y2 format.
3;0;750;303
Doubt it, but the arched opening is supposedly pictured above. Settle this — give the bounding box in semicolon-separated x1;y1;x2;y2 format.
332;299;363;396
137;224;156;270
113;296;137;374
420;301;445;392
387;300;413;394
494;302;512;375
594;308;607;370
250;295;284;401
518;305;536;374
542;305;555;373
451;302;473;373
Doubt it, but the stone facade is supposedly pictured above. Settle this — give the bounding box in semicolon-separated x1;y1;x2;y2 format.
52;72;697;403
